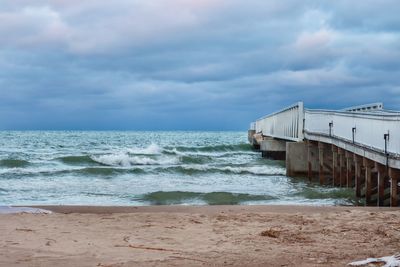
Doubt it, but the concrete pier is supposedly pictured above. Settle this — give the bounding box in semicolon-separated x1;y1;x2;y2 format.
249;102;400;207
260;138;286;160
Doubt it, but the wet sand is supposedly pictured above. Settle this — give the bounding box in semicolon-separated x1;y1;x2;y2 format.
0;205;399;266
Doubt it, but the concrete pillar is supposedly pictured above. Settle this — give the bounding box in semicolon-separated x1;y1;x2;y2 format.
375;162;387;207
305;141;318;181
363;158;374;205
318;142;325;185
338;148;346;187
389;167;399;207
345;152;353;188
354;154;362;197
307;141;313;181
360;165;366;197
286;141;311;177
332;146;339;186
260;139;286;160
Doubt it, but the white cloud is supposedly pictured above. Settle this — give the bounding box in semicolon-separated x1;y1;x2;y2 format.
0;0;225;53
0;6;70;47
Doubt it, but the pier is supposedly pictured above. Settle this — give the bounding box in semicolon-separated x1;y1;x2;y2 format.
249;102;400;207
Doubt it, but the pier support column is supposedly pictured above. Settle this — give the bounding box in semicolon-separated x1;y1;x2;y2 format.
354;155;362;197
375;163;387;207
286;141;308;177
307;141;313;181
389;168;399;207
305;141;318;181
363;158;374;205
338;148;346;187
318;142;325;185
332;146;339;186
345;152;354;188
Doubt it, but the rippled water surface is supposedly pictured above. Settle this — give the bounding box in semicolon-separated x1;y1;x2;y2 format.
0;131;355;205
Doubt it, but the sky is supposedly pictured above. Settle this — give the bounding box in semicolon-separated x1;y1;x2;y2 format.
0;0;399;130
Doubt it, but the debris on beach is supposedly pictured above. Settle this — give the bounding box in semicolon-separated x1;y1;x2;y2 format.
348;254;400;267
260;228;280;238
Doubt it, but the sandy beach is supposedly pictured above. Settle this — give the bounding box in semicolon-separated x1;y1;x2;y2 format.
0;205;399;267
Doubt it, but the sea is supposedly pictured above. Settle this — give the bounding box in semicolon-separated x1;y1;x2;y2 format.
0;131;356;206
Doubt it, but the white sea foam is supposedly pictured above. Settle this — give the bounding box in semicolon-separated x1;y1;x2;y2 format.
127;143;162;155
0;206;52;214
92;153;178;167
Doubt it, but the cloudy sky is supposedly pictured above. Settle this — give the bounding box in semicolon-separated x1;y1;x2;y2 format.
1;0;399;130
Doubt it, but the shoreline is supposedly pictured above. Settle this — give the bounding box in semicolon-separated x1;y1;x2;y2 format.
18;204;400;214
1;205;400;266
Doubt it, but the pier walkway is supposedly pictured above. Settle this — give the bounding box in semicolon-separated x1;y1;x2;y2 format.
248;102;400;207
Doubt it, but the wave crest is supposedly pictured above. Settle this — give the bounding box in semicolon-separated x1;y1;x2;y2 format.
91;153;178;167
76;167;145;176
158;165;285;176
57;155;98;165
0;159;30;168
137;191;276;205
291;187;356;200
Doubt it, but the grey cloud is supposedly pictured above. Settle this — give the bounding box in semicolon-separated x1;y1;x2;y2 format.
0;0;399;130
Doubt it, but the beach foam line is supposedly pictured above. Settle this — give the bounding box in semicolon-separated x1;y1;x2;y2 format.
0;206;52;214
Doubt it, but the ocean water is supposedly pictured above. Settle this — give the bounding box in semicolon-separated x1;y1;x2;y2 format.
0;131;356;206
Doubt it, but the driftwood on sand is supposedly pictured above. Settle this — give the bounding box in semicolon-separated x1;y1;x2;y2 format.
349;254;400;267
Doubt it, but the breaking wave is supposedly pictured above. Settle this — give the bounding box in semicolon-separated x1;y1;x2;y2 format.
91;153;179;167
55;142;256;168
136;191;276;205
57;155;99;165
178;155;213;164
158;165;285;176
291;187;356;200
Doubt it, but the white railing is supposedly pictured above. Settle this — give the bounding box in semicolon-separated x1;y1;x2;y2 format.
254;102;304;141
305;109;400;156
342;102;383;112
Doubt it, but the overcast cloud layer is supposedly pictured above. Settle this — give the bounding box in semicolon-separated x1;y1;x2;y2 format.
1;0;400;130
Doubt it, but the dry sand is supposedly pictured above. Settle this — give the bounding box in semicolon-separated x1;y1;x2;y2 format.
0;205;399;267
